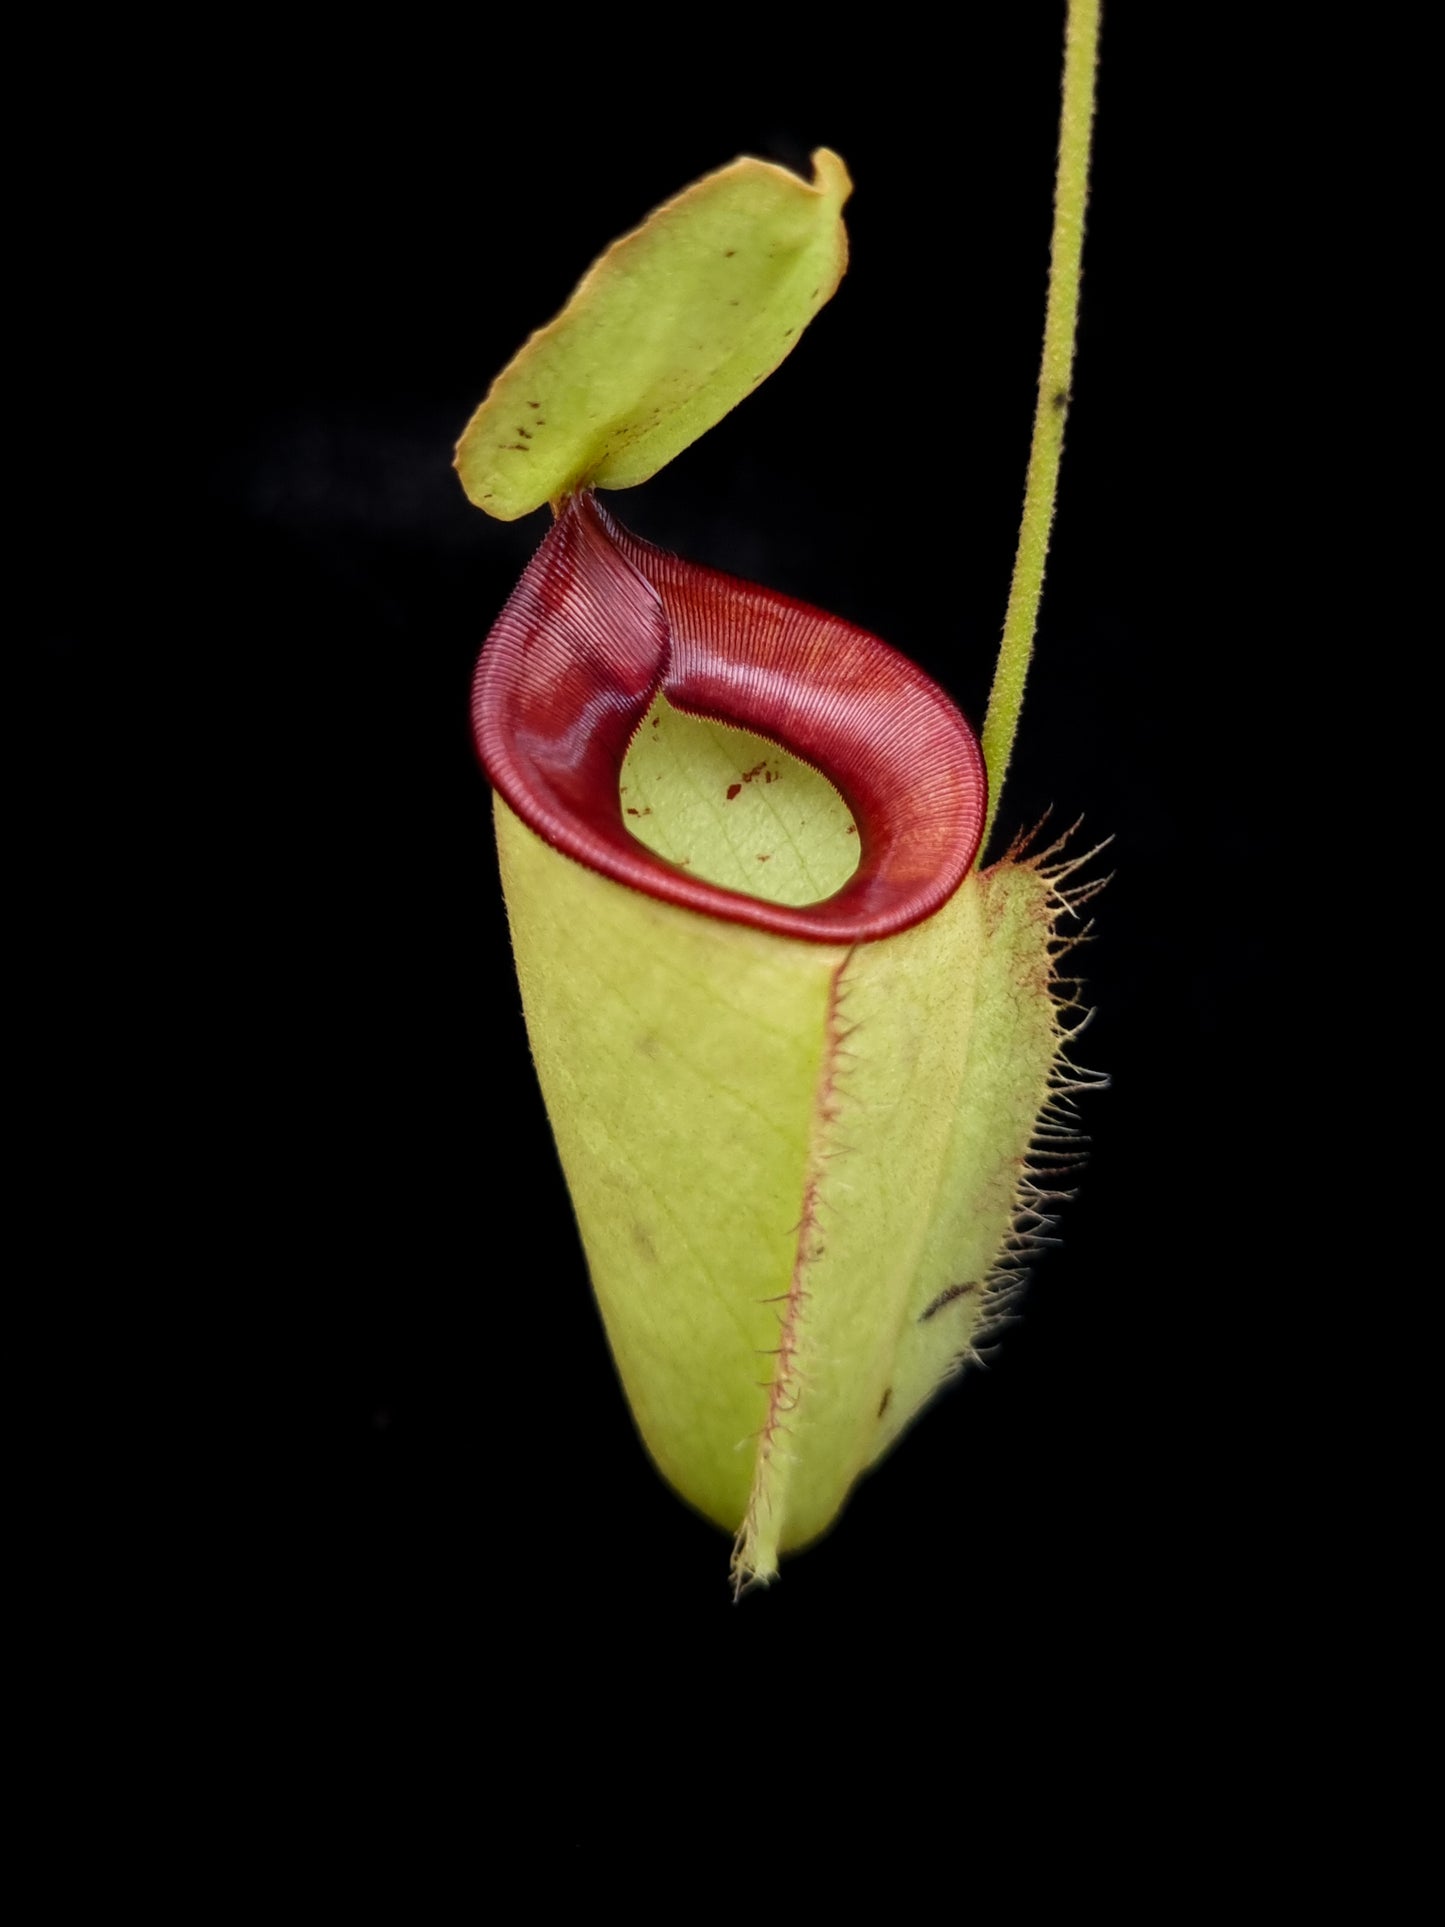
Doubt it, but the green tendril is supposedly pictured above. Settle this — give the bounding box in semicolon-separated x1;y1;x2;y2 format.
979;0;1101;860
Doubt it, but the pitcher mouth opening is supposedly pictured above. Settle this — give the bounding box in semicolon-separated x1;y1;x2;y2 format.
472;492;986;944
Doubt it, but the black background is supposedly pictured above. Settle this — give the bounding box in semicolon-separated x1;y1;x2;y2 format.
38;11;1297;1743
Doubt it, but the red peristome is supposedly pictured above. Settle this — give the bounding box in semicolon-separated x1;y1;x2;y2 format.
472;493;986;943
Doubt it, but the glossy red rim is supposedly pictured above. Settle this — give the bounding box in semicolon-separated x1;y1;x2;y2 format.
472;493;986;943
